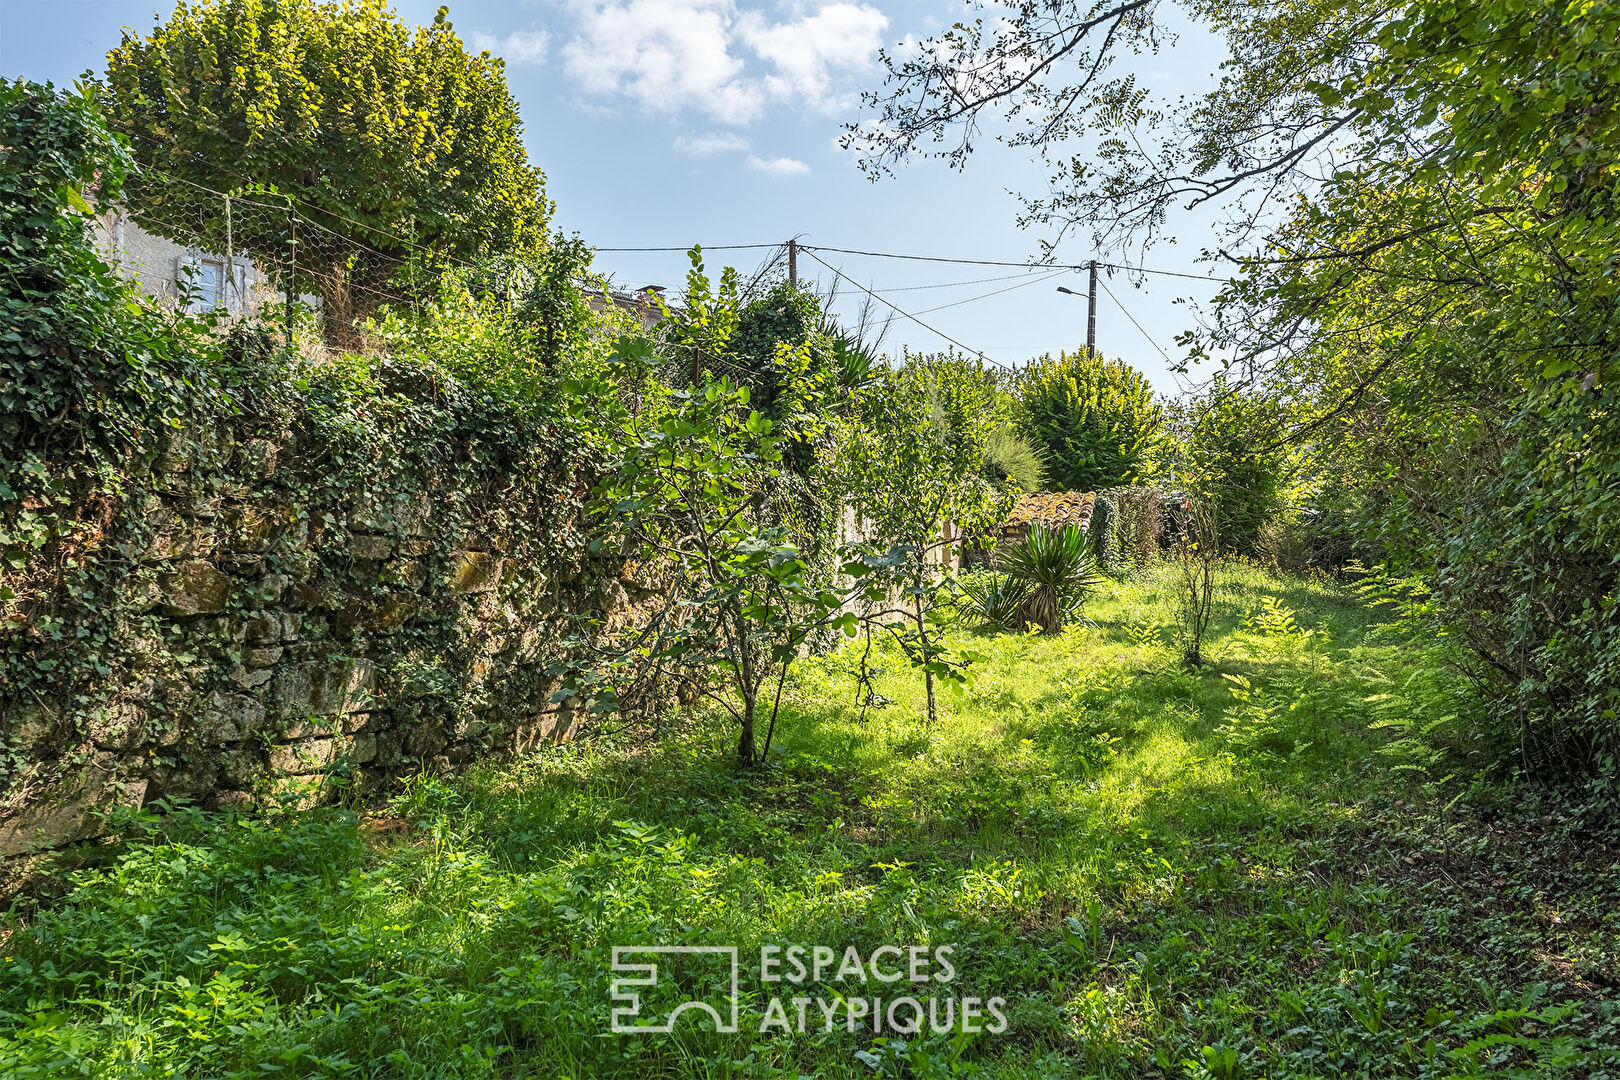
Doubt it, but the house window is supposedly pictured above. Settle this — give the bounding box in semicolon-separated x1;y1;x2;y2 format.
180;257;227;310
195;259;225;309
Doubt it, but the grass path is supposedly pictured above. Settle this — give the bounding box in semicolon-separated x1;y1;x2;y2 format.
3;565;1616;1078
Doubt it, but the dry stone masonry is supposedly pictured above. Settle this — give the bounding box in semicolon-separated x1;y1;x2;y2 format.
1;353;655;879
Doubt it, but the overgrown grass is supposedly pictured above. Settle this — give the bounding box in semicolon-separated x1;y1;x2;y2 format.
3;564;1617;1078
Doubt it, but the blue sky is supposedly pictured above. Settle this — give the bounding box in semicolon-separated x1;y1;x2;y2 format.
1;0;1234;394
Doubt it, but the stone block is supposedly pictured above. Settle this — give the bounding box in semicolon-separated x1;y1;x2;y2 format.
240;439;277;478
244;646;284;668
269;737;340;776
350;534;392;560
372;728;405;767
218;747;266;786
145;520;214;563
403;719;446;758
259;573;290;603
378;595;417;630
86;702;146;751
244;616;281;644
228;665;273;690
148;758;221;800
160;561;233;616
264;775;326;811
286;582;332;610
0;759;147;856
201;691;265;743
231;507;275;551
274;659;375;719
448;551;503;594
2;708;58;757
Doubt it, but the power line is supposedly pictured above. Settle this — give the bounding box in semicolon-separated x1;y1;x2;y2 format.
1096;276;1192;394
593;244;786;252
799;244;1225;283
799;249;1010;370
908;268;1070;316
876;269;1069;292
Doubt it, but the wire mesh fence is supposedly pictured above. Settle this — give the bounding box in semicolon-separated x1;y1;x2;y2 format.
94;158;446;350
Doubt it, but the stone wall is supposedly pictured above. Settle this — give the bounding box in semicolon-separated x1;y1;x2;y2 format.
1;352;652;872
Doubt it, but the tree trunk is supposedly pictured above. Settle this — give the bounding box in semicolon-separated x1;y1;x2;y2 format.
738;691;757;764
915;571;938;725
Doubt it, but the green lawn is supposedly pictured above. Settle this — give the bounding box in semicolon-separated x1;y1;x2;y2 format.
3;564;1616;1078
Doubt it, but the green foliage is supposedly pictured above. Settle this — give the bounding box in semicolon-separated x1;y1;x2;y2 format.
836;351;1009;721
1017;349;1162;491
1174;379;1292;556
7;566;1617;1078
1;82;618;820
856;0;1620;780
999;524;1100;635
1089;496;1118;575
730;279;821;412
979;425;1046;493
953;571;1031;631
567;353;844;764
369;238;610;414
101;0;551;337
652;247;742;387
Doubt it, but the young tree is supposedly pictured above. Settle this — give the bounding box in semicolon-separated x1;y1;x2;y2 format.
102;0;551;346
1174;377;1293;555
1018;349;1162;491
558;255;969;763
836;352;1009;722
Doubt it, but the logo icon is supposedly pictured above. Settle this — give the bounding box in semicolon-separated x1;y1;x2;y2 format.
610;946;740;1034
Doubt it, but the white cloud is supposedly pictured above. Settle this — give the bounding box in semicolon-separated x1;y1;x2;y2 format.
470;27;552;66
674;131;751;155
747;154;810;177
561;0;888;125
738;3;889;113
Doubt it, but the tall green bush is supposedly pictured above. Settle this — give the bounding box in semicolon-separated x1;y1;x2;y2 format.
980;426;1045;493
1089;496;1118;574
102;0;551;344
1017;349;1162;491
1176;378;1293;556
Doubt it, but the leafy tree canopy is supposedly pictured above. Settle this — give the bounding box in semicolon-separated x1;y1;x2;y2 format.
852;0;1620;778
1017;349;1162;491
102;0;552;339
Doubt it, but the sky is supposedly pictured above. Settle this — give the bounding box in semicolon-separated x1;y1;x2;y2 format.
0;0;1235;395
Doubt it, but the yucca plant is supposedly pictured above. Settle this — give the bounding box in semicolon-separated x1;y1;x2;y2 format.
955;572;1033;630
1001;524;1101;634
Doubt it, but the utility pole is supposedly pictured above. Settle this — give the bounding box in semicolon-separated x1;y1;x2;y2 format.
1087;259;1098;355
1057;259;1101;352
788;238;797;287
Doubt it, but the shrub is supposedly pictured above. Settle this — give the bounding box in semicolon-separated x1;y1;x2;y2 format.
1175;379;1293;555
1017;349;1162;490
1090;496;1118;574
954;572;1032;630
1001;524;1100;634
1101;486;1165;570
980;425;1046;493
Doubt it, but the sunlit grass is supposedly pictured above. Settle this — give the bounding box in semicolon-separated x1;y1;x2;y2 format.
2;563;1615;1078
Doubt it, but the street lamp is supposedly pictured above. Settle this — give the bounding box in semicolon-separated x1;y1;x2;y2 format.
1056;260;1099;354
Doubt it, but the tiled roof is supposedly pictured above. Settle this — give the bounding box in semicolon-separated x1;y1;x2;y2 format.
1005;491;1097;532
